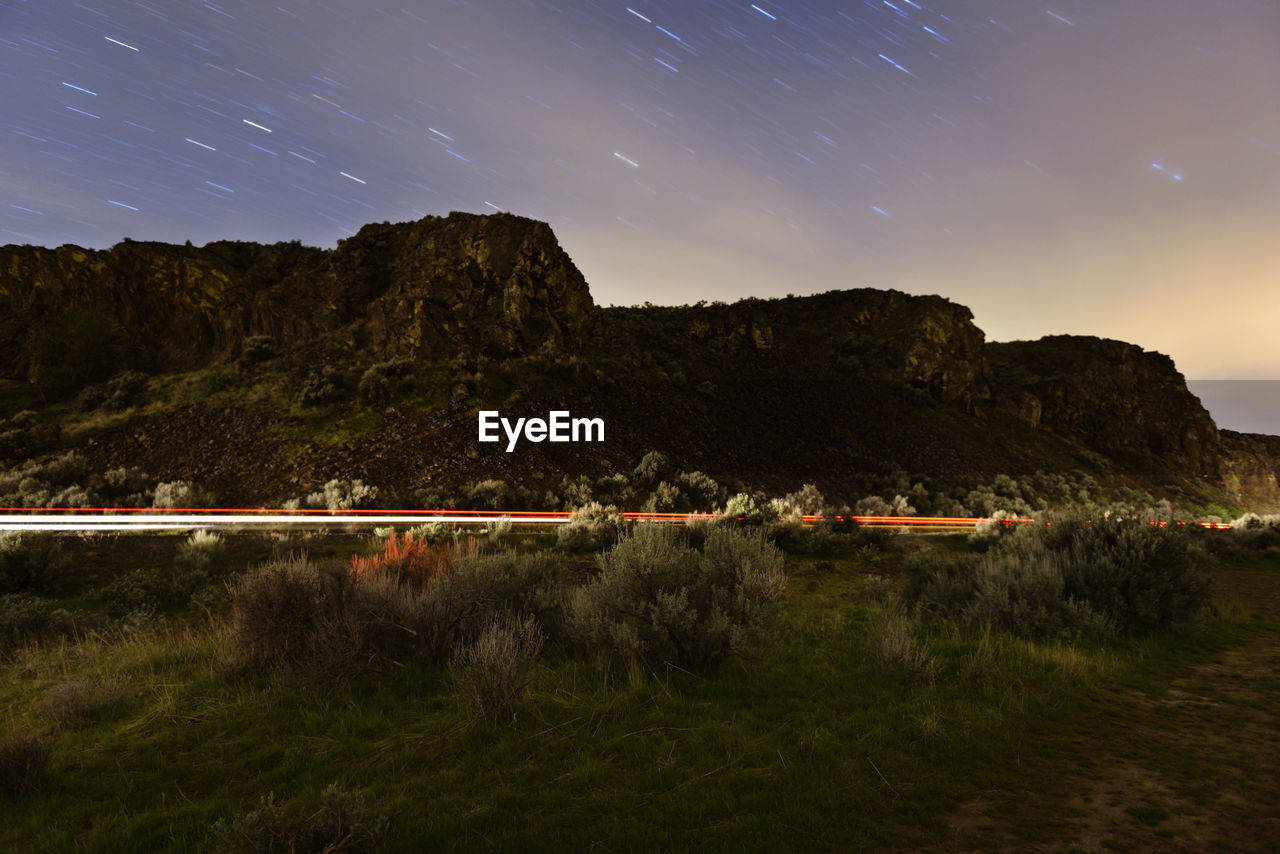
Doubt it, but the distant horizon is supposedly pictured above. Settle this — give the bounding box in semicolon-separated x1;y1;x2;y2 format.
1185;381;1280;439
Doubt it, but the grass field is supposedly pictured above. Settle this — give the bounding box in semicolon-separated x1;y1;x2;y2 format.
1;531;1277;852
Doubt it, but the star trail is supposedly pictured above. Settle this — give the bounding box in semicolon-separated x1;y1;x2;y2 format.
2;1;1278;384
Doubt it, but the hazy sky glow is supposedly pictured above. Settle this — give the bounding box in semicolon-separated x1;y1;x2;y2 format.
2;1;1277;379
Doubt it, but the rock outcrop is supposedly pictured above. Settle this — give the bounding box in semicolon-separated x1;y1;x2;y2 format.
986;336;1222;478
1;212;1276;509
1220;431;1280;510
0;212;595;391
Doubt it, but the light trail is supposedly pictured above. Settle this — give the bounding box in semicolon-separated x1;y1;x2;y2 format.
0;508;1234;532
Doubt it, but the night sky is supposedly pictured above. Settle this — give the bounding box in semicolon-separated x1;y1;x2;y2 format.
3;1;1278;397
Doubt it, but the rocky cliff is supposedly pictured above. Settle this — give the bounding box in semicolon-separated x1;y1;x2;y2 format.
987;336;1223;479
0;213;1276;510
0;212;595;393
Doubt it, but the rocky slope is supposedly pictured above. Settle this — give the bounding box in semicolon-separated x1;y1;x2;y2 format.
0;212;1275;511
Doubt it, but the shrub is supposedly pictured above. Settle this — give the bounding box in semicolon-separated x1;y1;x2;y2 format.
783;483;826;516
77;370;149;412
349;530;466;590
0;594;78;651
723;492;769;525
569;524;786;671
177;529;226;574
152;480;204;509
484;516;512;545
0;734;48;798
357;359;414;404
320;479;377;512
238;335;278;365
642;481;687;513
869;614;935;683
967;509;1023;552
556;502;627;552
0;411;60;463
676;470;722;509
407;521;448;542
232;543;560;677
455;550;568;645
1230;512;1280;531
901;520;1212;638
230;556;336;667
296;366;344;406
632;451;673;487
209;783;386;853
0;532;68;594
452;616;544;723
98;564;210;620
466;479;508;511
1048;520;1212;635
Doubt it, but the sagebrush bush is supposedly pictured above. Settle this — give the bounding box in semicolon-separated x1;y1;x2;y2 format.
569;524;786;671
98;564;210;620
296;365;344;406
901;519;1212;638
357;358;413;404
230;556;337;667
232;545;565;678
632;451;673;488
152;480;204;509
967;509;1022;552
869;614;935;683
209;783;386;853
0;593;78;652
320;479;378;512
0;532;68;594
452;616;544;723
0;734;48;798
556;502;627;552
177;529;226;574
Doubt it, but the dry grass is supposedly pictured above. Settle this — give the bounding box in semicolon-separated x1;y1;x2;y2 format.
869;613;936;683
451;616;544;724
0;734;48;798
33;677;128;722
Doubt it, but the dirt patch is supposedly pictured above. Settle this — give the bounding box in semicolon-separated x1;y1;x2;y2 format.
939;562;1280;853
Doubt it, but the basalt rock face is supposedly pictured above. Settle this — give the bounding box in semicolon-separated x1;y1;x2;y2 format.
987;336;1223;479
1220;431;1280;511
604;288;992;413
356;214;595;360
0;212;595;392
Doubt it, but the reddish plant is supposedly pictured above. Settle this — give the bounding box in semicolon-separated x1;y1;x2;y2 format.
349;529;472;589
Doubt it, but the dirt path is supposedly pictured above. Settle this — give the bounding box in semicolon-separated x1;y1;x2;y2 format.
944;564;1280;853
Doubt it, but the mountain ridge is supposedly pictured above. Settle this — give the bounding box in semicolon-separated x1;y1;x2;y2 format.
1;212;1274;512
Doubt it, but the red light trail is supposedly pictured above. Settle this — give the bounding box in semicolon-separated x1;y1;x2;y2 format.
0;507;1234;532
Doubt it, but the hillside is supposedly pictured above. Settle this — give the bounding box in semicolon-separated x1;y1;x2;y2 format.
1;212;1275;513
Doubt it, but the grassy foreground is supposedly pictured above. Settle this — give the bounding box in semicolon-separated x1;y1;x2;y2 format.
1;536;1278;852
